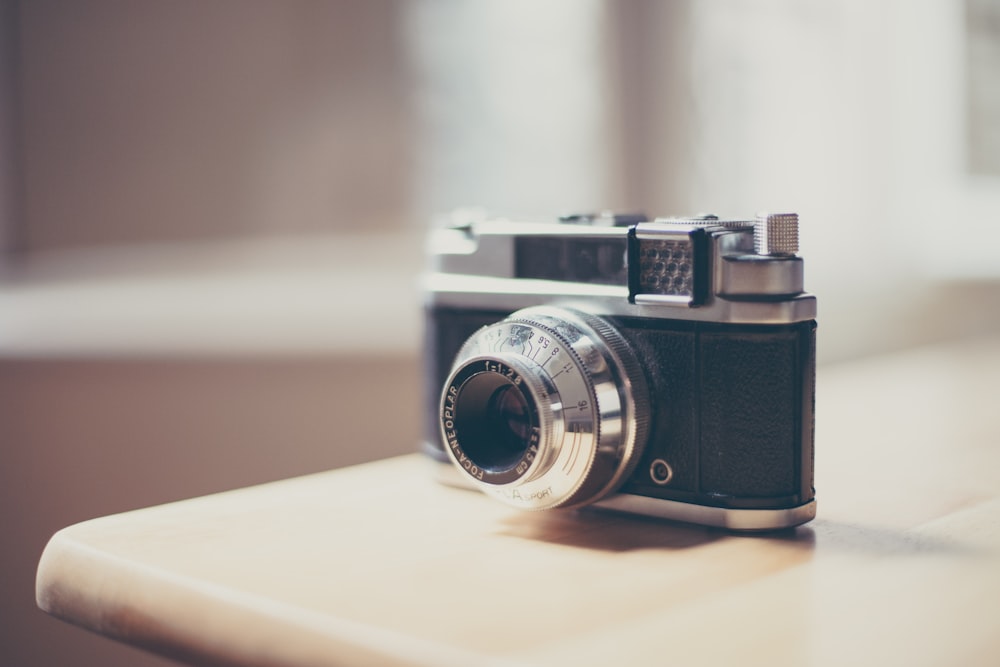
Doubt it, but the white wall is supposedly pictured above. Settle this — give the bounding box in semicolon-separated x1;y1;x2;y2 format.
15;0;411;251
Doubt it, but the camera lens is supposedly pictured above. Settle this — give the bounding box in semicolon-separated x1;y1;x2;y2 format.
440;307;650;510
489;385;532;449
453;374;533;472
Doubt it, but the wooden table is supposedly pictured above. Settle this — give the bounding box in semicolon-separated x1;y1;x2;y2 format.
36;338;1000;666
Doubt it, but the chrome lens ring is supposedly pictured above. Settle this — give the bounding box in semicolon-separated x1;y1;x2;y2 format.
440;306;650;510
441;354;561;487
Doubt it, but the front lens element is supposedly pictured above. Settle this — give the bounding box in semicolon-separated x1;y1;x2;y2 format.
489;385;532;451
454;373;532;473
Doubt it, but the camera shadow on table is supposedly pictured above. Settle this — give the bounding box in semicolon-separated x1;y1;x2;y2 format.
495;505;817;553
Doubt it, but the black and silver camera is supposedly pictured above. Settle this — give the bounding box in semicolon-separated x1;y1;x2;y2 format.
424;211;816;530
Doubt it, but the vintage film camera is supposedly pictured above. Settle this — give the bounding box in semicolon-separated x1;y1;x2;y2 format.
423;211;816;530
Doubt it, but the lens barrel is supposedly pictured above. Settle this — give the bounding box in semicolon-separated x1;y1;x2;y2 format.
439;307;650;510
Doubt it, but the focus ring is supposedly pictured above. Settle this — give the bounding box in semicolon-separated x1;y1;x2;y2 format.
508;307;649;505
564;309;651;496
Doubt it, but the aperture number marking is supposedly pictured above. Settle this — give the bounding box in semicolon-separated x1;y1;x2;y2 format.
481;360;522;385
531;335;561;365
551;362;574;379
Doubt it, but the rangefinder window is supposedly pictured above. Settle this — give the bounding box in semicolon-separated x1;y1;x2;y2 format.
515;236;627;285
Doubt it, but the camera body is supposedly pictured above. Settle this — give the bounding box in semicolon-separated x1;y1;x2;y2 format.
424;211;816;530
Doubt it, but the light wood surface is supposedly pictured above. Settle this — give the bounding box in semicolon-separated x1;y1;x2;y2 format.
36;337;1000;666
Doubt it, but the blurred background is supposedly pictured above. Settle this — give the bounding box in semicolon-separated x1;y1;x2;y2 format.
2;1;999;665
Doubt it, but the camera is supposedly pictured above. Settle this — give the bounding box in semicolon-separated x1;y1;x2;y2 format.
424;210;816;530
